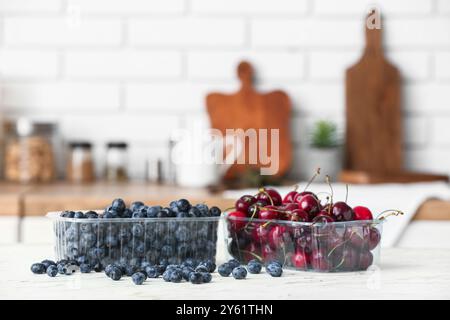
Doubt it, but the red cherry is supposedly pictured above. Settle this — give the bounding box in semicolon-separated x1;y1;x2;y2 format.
258;205;279;220
353;206;373;220
291;250;308;269
282;190;299;204
312;212;335;237
226;211;247;232
247;199;269;216
287;208;309;222
331;202;355;221
310;249;331;272
256;187;282;206
268;225;288;248
261;244;277;261
283;203;299;211
295;194;321;217
359;250;374;270
368;227;381;250
252;224;271;243
235;195;256;214
293;191;317;202
339;248;359;271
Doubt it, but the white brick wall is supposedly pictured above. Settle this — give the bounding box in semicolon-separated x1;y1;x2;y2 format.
0;0;449;179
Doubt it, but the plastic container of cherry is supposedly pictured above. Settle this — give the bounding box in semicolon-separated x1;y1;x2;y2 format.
224;182;403;273
46;199;222;271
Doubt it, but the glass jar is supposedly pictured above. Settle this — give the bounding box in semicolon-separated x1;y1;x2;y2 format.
105;142;128;182
66;142;95;183
4;118;56;183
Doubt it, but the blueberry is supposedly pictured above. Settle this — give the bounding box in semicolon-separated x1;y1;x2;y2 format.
121;208;133;218
195;203;209;217
62;211;75;218
94;263;104;273
74;211;86;219
41;259;56;270
125;265;137;276
105;264;115;277
66;264;79;275
130;201;145;212
169;270;183;283
146;206;162;218
201;272;212;283
176;211;189;218
266;260;283;268
195;265;209;273
131;272;146;285
156;208;170;218
57;263;68;275
131;224;144;238
247;262;262;274
209;206;221;217
144;266;159;278
132;211;146;218
80;263;92;273
217;263;233;277
189;272;203;284
85;211;99;219
162;270;173;282
111;198;126;213
188;207;201;217
227;259;240;269
175;226;190;242
156;264;166;275
109;266;122;281
176;199;191;212
31;263;46;274
182;258;197;268
76;255;89;266
182;267;194;281
266;264;283;277
199;260;216;273
103;211;115;219
232;266;247;280
46;265;58;277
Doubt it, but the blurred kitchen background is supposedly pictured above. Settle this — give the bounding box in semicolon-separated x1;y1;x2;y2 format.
0;0;450;247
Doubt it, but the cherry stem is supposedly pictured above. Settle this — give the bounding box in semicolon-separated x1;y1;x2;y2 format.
376;209;404;221
241;250;262;262
304;167;321;192
325;175;334;213
244;205;259;230
259;187;274;206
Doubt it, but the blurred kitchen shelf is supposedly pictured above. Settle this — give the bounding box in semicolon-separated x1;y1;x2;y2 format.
0;181;449;220
339;170;449;184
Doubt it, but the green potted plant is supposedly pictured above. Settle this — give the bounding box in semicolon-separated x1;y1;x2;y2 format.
304;120;342;180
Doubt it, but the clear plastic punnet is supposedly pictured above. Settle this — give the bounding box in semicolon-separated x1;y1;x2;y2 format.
223;211;383;272
47;212;220;267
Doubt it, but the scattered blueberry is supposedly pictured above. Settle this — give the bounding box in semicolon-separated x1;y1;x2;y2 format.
247;260;262;274
195;265;209;273
227;259;240;269
201;272;212;283
218;263;233;277
131;272;146;285
31;263;46;274
57;263;67;275
46;265;58;277
80;263;92;273
145;266;159;278
189;272;203;284
169;270;183;283
199;260;216;273
41;259;56;270
109;266;123;281
266;263;283;277
232;266;247;280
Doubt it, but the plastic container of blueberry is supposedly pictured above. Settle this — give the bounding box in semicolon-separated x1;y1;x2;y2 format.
223;213;383;273
46;199;222;271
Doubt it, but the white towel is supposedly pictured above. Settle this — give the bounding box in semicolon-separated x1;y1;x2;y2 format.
223;182;450;247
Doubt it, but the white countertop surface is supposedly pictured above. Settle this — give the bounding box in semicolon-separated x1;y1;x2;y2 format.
1;245;449;300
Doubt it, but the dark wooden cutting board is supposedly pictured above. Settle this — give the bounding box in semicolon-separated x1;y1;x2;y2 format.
343;12;448;183
345;14;403;174
206;61;292;180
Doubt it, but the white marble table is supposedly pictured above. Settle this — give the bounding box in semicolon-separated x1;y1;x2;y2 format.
1;245;449;300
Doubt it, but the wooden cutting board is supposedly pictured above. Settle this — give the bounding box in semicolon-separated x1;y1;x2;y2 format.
206;61;292;180
345;13;402;174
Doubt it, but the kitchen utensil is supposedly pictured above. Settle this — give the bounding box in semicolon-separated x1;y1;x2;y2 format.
207;61;292;181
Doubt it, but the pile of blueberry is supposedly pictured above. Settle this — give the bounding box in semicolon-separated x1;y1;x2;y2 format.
217;259;283;279
52;199;221;274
